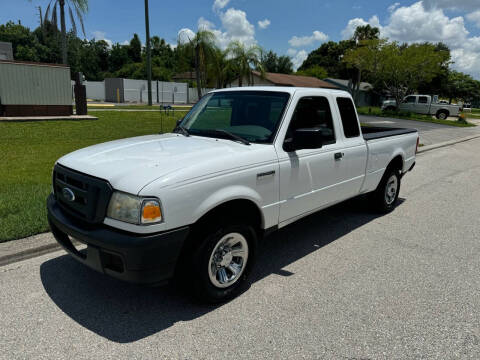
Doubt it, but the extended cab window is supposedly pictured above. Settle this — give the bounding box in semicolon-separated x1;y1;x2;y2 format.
405;96;416;103
336;97;360;138
181;91;290;144
418;96;428;104
286;96;336;145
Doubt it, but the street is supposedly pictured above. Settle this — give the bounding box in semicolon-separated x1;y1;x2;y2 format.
1;138;480;359
360;114;480;146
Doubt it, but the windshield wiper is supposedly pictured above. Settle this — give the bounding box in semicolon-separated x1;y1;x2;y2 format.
213;129;251;145
174;125;190;137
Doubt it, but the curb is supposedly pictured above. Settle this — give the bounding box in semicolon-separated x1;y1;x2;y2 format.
2;133;480;267
0;232;78;267
417;134;480;154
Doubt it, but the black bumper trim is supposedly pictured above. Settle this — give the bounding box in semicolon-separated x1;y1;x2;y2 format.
47;194;189;285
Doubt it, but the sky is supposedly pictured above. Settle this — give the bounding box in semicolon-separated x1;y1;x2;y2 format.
1;0;480;78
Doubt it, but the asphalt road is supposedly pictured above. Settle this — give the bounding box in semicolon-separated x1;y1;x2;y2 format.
2;138;480;359
360;114;480;146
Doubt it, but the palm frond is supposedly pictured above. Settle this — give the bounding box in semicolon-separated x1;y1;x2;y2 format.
71;1;87;38
44;1;52;27
52;2;58;29
68;5;77;36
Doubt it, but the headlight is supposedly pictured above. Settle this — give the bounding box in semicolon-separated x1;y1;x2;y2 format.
106;192;163;225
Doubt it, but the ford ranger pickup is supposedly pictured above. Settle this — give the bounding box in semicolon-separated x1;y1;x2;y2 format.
47;87;418;302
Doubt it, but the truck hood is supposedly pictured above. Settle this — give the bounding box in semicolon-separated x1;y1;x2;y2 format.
57;134;273;194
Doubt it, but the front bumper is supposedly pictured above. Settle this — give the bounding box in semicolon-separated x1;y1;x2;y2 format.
47;194;189;285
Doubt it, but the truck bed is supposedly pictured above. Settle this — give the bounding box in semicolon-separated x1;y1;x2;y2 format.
361;126;418;141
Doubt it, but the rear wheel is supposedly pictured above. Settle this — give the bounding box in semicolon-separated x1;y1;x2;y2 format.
370;169;401;213
189;223;257;303
436;110;449;120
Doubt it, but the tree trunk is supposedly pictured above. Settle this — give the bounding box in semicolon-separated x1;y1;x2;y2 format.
59;0;67;64
353;69;362;105
195;46;202;100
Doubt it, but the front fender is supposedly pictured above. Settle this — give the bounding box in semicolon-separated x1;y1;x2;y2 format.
192;185;265;227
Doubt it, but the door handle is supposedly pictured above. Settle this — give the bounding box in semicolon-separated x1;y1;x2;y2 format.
334;152;344;160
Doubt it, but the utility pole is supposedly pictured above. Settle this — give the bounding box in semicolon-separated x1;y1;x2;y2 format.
144;0;152;106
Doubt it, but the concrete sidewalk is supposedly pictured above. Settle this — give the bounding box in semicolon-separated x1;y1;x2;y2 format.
0;115;98;122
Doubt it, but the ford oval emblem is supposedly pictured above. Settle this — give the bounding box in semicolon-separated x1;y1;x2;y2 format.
62;188;75;202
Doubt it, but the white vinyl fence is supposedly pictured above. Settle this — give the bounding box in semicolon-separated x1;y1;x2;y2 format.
72;78;213;104
85;81;105;101
188;87;215;103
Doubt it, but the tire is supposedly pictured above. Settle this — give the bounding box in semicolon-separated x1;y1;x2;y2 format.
436;110;449;120
370;169;401;213
188;222;257;303
383;106;396;112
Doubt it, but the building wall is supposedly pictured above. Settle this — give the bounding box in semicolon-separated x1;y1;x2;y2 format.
188;87;215;103
0;62;71;105
85;81;105;101
229;74;274;88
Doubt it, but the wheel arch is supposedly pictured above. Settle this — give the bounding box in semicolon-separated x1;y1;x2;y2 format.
386;154;404;174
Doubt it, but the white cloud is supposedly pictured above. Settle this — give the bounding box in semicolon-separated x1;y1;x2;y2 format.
288;31;328;47
191;9;256;49
220;8;256;46
212;0;230;12
92;31;112;47
286;48;298;56
291;50;308;71
388;2;400;13
258;19;271;29
341;16;381;39
177;28;196;44
466;10;480;27
121;40;130;46
198;17;216;31
382;2;468;45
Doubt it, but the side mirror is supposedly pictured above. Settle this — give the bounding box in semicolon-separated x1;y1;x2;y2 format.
176;118;183;126
284;128;323;152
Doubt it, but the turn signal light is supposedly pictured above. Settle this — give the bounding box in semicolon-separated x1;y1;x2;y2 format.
141;200;162;224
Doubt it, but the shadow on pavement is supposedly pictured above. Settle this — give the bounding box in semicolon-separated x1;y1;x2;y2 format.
40;196;404;343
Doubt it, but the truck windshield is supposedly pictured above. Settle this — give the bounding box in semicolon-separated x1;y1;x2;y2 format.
178;91;290;144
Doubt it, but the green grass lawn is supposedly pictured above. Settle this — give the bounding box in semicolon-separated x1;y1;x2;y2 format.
463;112;480;119
357;106;476;127
0;110;186;242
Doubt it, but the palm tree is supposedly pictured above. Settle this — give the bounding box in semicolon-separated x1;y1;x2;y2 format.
209;47;235;89
44;0;88;64
227;41;264;87
178;29;216;99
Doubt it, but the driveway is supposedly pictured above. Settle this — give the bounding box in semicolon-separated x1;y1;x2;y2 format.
1;138;480;358
360;114;480;146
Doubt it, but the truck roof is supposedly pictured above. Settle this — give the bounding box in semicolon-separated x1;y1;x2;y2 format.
211;86;352;97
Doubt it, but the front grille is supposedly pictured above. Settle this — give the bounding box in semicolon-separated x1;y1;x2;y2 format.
53;164;113;224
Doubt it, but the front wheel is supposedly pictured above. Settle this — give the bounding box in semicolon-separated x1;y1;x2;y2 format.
190;223;257;303
370;169;401;213
436;110;449;120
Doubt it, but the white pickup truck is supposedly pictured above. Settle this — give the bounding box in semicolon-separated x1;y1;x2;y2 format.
382;94;461;119
47;87;418;302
